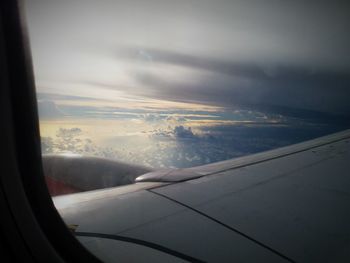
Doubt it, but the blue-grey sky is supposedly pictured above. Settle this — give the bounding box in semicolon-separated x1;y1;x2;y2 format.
26;0;350;114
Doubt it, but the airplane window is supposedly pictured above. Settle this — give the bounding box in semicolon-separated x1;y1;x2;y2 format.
24;0;350;262
25;0;350;194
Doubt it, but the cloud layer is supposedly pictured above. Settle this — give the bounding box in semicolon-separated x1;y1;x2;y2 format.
27;1;350;170
26;0;350;116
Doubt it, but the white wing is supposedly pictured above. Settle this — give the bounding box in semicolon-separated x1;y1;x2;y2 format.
54;129;350;262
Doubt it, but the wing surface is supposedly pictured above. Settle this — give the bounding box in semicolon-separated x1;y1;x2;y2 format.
54;129;350;262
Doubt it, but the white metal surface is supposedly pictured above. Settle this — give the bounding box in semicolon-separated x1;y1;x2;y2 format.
153;131;350;262
54;129;350;262
57;188;287;262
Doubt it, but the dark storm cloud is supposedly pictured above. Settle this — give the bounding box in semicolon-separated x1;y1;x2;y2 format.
127;47;350;78
117;47;268;79
128;51;350;115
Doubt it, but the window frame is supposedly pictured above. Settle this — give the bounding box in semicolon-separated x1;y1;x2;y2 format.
0;0;101;262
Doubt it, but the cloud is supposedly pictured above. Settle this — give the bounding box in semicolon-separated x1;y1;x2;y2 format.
132;64;350;115
27;0;350;116
37;100;65;119
41;127;121;159
40;118;349;169
140;113;163;122
37;92;109;102
41;137;54;154
120;47;269;79
56;127;82;138
150;125;198;141
166;116;187;123
29;0;350;169
173;126;196;139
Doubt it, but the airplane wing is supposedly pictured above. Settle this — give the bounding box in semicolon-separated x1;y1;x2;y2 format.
53;129;350;263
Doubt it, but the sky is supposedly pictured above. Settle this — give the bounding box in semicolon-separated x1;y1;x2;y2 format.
25;0;350;168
